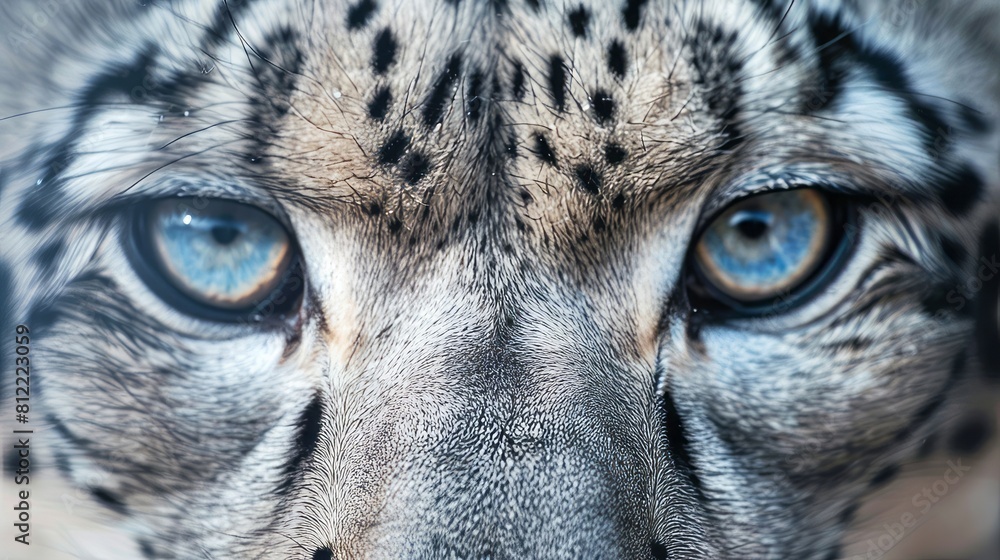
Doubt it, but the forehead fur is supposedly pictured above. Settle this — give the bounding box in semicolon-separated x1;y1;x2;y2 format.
3;0;997;235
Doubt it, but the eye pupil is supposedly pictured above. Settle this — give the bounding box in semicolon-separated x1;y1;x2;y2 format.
730;209;772;241
211;224;241;245
736;218;769;240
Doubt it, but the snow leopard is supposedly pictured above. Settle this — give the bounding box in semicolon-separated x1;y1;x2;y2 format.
1;0;998;558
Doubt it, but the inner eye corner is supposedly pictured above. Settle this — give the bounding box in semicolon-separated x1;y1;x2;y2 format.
687;187;855;316
127;196;305;325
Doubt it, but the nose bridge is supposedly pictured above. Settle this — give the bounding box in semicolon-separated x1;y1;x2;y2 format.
311;275;657;558
359;351;649;558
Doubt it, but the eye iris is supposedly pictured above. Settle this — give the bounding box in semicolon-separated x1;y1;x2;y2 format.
695;189;831;303
149;200;293;310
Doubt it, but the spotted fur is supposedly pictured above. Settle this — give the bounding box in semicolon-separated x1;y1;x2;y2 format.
1;1;999;558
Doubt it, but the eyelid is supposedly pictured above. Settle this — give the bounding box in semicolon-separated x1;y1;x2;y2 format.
699;164;879;229
102;181;293;232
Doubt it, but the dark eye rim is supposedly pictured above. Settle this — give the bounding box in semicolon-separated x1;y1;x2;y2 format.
685;188;858;318
125;197;306;325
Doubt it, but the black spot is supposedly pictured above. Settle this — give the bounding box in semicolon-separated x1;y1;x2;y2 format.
17;181;67;230
806;10;950;154
347;0;378;30
949;414;993;455
748;0;788;23
568;5;590;38
520;190;534;205
27;299;63;335
467;70;485;122
525;0;541;12
959;104;991;134
91;488;128;515
202;0;261;50
423;54;463;126
547;55;568;111
686;21;744;151
622;0;650;31
611;193;626;209
401;153;432;184
607;40;628;79
378;130;410;165
869;464;900;488
76;46;158;113
662;391;704;498
245;25;304;122
651;541;670;560
851;46;950;153
367;86;392;121
366;201;383;216
912;354;965;428
53;450;73;477
939;165;983;216
312;547;334;560
839;503;859;524
278;394;324;494
975;222;1000;381
18;47;159;230
939;234;966;267
604;143;627;165
387;218;403;234
592;89;615;124
920;283;962;319
139;539;158;559
4;449;20;479
506;137;519;158
32;239;65;273
511;61;526;101
806;11;853;111
372;28;398;75
574;164;602;195
531;134;558;166
593;215;606;233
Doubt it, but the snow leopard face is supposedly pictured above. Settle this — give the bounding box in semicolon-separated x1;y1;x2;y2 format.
1;0;998;558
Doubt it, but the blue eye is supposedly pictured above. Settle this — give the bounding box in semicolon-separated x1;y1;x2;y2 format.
693;189;836;304
136;199;301;319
